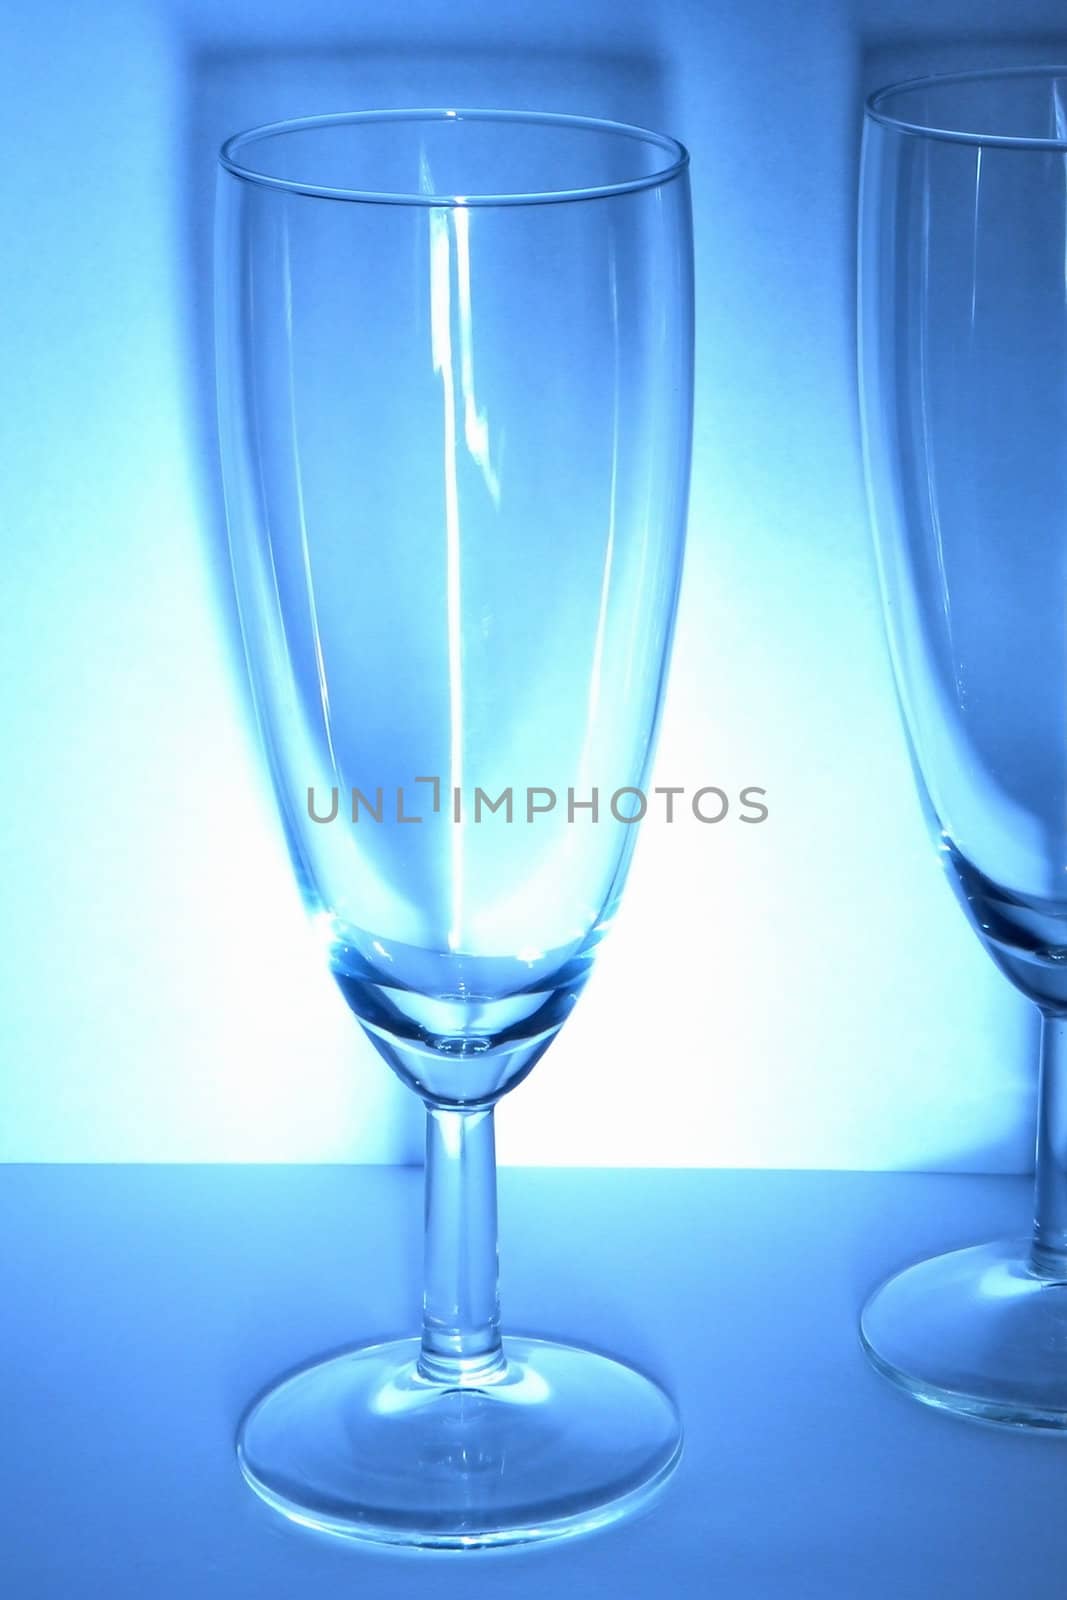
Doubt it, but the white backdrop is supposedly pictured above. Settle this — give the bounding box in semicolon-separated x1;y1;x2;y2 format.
3;0;1061;1167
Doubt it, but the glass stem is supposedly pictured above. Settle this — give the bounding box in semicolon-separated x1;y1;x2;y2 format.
1032;1011;1067;1275
418;1105;506;1383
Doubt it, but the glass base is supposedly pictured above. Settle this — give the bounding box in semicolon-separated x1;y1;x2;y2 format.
861;1238;1067;1430
237;1335;682;1548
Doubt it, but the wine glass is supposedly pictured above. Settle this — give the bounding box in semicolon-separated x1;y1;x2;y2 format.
214;110;693;1542
859;66;1067;1427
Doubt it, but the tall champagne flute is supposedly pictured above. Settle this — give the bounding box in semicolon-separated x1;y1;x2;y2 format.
859;67;1067;1427
214;110;693;1543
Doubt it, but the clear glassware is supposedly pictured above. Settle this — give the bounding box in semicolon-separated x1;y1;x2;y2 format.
214;110;693;1542
859;66;1067;1428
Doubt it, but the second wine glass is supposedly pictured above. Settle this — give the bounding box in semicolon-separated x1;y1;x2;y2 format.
860;66;1067;1428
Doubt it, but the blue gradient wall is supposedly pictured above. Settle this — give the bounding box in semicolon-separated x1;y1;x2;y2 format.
2;0;1062;1165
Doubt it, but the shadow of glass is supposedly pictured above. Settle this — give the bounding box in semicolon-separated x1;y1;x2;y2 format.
180;39;673;676
178;39;674;1166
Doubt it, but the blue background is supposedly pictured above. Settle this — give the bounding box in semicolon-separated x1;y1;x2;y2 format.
4;0;1066;1168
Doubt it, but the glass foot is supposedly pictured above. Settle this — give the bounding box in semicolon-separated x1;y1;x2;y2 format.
237;1335;682;1548
861;1238;1067;1430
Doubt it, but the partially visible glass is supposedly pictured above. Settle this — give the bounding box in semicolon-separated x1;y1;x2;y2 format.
860;67;1067;1428
215;109;694;1542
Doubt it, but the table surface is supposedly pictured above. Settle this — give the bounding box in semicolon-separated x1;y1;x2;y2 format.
3;1164;1064;1598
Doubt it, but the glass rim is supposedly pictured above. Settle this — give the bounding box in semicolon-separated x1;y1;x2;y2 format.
866;64;1067;150
218;107;690;207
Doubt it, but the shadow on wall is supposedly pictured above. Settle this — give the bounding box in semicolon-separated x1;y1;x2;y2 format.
861;30;1067;92
177;41;675;1162
179;36;671;688
180;41;675;689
